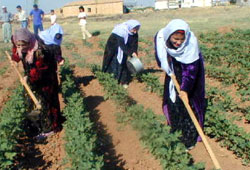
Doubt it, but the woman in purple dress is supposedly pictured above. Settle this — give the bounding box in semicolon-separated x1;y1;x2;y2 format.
154;19;205;149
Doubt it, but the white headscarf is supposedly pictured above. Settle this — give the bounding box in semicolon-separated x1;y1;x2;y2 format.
39;24;64;45
112;19;141;64
156;19;199;102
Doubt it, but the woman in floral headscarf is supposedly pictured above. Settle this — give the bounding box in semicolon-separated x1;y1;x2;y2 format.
154;19;205;149
102;20;141;88
11;28;64;139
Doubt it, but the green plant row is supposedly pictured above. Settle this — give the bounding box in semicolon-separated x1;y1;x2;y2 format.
199;29;250;69
207;86;250;122
0;86;27;169
136;72;164;97
139;37;153;46
137;72;249;121
205;88;250;165
60;62;104;170
198;29;250;102
137;72;250;165
90;65;205;170
205;65;249;100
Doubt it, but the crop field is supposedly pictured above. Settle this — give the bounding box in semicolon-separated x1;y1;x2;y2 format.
0;6;249;170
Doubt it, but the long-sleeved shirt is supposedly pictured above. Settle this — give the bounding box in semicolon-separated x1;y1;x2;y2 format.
16;10;27;21
0;12;13;23
50;14;57;24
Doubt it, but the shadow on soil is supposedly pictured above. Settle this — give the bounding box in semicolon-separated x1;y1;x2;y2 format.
15;126;51;170
76;75;127;170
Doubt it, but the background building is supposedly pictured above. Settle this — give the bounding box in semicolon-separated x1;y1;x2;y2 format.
155;0;213;10
56;0;123;17
236;0;250;6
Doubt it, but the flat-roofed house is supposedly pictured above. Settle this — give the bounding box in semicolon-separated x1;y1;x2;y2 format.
57;0;123;17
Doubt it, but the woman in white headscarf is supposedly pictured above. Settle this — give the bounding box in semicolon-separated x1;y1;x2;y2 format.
102;20;141;88
39;23;65;65
154;19;205;149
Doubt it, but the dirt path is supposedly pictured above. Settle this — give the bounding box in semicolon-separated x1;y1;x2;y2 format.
0;57;67;169
74;67;162;170
63;34;249;170
144;62;250;133
19;94;67;170
128;80;163;116
126;80;249;170
0;61;20;111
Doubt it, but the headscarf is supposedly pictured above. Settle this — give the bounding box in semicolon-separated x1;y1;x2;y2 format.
13;28;38;64
155;19;199;102
112;19;141;64
39;23;64;45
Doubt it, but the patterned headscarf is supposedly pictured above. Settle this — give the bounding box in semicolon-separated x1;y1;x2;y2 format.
13;28;38;64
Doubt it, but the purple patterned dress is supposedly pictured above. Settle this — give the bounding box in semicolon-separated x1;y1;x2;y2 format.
155;36;206;148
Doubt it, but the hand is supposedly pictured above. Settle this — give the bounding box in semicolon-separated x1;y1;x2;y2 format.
23;76;28;83
179;90;189;102
58;59;65;66
132;52;137;58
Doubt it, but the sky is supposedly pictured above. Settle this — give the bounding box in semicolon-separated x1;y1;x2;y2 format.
124;0;155;7
0;0;156;14
0;0;79;13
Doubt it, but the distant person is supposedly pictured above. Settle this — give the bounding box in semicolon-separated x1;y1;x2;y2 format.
50;9;57;25
78;6;92;40
60;9;64;17
102;20;140;88
154;19;205;150
0;6;13;43
29;4;44;35
16;5;28;28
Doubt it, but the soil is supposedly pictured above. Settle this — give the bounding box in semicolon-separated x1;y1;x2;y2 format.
0;58;67;169
0;60;20;111
16;95;67;170
0;24;249;170
127;80;163;116
217;26;234;34
64;35;249;170
74;67;162;170
124;78;248;170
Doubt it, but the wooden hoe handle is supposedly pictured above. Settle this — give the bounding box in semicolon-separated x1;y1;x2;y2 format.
170;75;222;170
5;51;42;110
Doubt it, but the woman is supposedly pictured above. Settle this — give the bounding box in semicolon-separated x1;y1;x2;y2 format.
154;19;205;149
39;23;65;65
11;28;64;138
102;20;141;88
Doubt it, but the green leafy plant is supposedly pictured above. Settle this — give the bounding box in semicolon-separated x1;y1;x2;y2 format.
98;40;106;50
0;66;8;76
0;86;26;169
137;72;250;165
199;29;250;102
60;61;104;170
91;65;204;170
